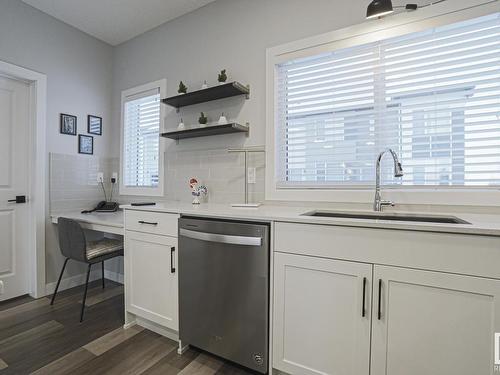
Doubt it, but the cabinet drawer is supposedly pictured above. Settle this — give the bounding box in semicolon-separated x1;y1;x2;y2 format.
275;222;500;279
125;210;179;237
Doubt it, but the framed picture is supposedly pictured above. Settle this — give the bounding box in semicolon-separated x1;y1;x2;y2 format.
60;113;77;135
78;134;94;155
88;115;102;135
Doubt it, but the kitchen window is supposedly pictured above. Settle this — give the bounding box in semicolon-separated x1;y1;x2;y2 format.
273;11;500;190
120;79;166;196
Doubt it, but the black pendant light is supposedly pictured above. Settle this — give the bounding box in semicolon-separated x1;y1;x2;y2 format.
366;0;394;19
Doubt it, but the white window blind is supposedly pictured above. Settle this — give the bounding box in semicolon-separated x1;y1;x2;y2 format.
276;12;500;188
123;88;160;188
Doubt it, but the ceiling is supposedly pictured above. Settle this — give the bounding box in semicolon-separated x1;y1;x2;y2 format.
22;0;217;46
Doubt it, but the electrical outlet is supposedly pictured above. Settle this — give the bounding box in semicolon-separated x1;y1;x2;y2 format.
248;167;256;184
97;172;104;183
0;280;4;295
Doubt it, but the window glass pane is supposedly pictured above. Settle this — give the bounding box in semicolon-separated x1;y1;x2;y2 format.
276;12;500;187
123;91;160;188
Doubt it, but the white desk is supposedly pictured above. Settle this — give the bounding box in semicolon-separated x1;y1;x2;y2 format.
51;211;124;235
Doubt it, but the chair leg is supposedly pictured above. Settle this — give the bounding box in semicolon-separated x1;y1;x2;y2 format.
80;263;92;322
50;258;69;305
102;261;105;289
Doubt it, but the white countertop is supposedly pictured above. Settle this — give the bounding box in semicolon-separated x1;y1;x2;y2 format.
51;211;124;235
51;211;124;227
120;202;500;237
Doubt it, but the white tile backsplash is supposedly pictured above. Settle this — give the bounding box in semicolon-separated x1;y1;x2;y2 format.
50;146;266;209
162;147;265;204
49;153;116;212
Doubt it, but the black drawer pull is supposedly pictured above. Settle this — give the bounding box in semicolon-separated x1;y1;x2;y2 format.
170;247;176;273
378;279;382;320
138;220;158;226
362;277;367;317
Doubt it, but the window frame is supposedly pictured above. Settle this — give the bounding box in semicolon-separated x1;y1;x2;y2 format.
266;0;500;206
119;79;166;196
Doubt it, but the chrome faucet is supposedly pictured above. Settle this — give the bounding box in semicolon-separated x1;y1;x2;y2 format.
373;149;403;211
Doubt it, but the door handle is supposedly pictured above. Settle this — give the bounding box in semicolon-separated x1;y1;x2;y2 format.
170;247;176;273
179;228;262;246
377;279;382;320
362;277;367;317
8;195;26;204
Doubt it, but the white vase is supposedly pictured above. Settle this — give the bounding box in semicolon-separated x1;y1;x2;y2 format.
218;115;228;125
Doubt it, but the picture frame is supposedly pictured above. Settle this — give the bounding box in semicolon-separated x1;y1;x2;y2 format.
60;113;77;135
78;134;94;155
88;115;102;135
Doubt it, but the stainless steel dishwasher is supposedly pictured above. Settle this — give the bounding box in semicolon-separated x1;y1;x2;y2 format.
179;217;269;374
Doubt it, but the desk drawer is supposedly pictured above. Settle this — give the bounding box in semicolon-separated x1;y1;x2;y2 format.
125;210;179;237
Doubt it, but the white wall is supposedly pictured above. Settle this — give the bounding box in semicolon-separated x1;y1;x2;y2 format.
0;0;114;283
112;0;499;210
111;0;371;203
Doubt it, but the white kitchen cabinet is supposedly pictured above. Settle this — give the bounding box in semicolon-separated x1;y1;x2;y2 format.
124;230;178;331
273;252;372;375
371;265;500;375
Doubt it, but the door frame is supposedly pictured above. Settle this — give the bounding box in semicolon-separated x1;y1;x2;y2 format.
0;60;47;299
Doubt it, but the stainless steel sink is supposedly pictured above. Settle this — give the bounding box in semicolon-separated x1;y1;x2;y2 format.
301;210;470;224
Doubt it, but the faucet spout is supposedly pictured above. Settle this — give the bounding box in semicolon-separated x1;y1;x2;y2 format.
374;149;403;212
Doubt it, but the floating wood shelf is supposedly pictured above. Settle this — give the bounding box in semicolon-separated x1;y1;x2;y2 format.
161;82;249;109
161;123;249;141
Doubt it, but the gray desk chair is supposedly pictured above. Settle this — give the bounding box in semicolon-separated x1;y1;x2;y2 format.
51;217;124;322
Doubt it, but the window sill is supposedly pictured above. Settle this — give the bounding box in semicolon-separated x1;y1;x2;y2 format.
266;185;500;207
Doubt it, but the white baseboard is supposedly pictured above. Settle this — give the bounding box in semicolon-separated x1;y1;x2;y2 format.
136;316;179;342
104;270;124;284
45;270;101;295
45;269;124;296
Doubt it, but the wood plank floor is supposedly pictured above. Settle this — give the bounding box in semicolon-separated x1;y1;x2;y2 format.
0;281;257;374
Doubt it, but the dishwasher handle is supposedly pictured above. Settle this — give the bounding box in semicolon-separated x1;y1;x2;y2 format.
179;228;262;246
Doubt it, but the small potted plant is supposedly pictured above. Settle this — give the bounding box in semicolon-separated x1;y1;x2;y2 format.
198;112;208;127
178;81;188;94
218;69;228;85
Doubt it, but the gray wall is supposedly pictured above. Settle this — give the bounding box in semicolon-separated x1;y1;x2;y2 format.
1;0;435;285
0;0;371;287
0;0;479;287
0;0;114;283
111;0;368;203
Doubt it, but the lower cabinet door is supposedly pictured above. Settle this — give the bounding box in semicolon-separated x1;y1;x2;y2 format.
125;230;178;331
273;252;372;375
371;265;500;375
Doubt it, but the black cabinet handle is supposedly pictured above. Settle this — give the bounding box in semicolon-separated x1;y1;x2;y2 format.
378;279;382;320
170;247;176;273
138;220;158;226
362;277;367;317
